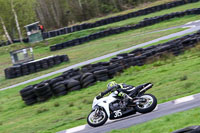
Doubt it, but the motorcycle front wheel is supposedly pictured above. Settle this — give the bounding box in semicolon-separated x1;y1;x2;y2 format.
135;94;157;114
87;108;108;127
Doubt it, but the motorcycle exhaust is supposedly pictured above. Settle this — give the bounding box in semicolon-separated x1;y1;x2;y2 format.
139;84;153;94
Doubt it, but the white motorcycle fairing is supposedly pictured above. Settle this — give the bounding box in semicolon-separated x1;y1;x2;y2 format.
92;93;117;118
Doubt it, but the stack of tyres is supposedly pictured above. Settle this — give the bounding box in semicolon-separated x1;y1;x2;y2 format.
4;55;69;79
93;69;109;81
55;43;63;50
51;81;68;97
62;68;81;80
71;74;82;81
47;57;55;67
53;55;62;65
21;64;29;75
117;53;133;68
80;73;96;88
4;67;16;79
49;31;57;38
42;32;49;39
40;59;49;69
34;83;53;102
107;63;123;78
16;66;22;77
81;64;93;73
49;77;64;89
27;62;36;73
110;56;123;63
20;85;37;105
67;79;81;91
122;57;133;69
60;28;66;35
50;45;56;51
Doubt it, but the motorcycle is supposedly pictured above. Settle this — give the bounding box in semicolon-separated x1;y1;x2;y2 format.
87;83;157;127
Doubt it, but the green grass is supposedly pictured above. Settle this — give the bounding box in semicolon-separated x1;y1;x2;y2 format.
1;44;200;133
110;107;200;133
0;26;186;88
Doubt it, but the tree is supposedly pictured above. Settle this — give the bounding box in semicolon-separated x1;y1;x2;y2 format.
35;0;68;29
11;0;23;43
0;16;13;44
0;0;13;43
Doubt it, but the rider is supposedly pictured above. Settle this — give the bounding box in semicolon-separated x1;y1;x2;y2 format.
96;81;135;107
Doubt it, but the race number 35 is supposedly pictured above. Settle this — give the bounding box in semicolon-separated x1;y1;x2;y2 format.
114;110;122;118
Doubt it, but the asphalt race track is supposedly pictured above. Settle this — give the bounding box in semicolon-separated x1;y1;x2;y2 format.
58;93;200;133
1;20;200;91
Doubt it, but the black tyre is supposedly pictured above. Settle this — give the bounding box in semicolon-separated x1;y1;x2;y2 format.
52;83;66;93
24;99;37;105
71;75;81;81
67;80;80;88
94;74;108;79
97;76;109;81
34;89;52;96
81;75;94;83
69;85;81;91
54;91;67;97
81;72;91;78
49;77;64;88
37;92;53;102
80;73;93;81
20;85;34;96
135;94;157;114
82;78;95;88
87;108;108;127
34;83;50;93
22;93;37;101
93;69;108;75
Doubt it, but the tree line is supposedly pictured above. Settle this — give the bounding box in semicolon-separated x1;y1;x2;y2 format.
0;0;157;43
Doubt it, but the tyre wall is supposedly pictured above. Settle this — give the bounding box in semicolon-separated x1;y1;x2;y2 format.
50;7;200;51
44;0;200;39
5;55;69;79
20;30;200;105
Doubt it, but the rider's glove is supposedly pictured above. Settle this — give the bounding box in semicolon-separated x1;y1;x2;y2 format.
123;93;132;100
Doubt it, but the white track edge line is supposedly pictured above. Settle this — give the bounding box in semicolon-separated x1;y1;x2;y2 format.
65;125;86;133
174;95;194;104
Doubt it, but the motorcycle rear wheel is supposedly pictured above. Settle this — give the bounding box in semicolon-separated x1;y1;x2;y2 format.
135;94;157;114
87;108;108;127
